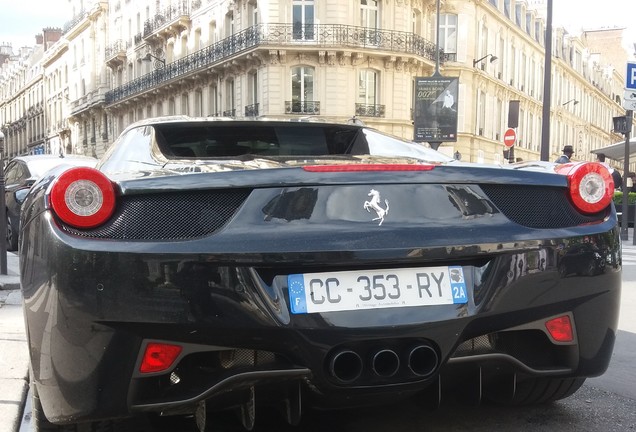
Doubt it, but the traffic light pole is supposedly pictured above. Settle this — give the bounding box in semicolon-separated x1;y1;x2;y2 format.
621;111;632;241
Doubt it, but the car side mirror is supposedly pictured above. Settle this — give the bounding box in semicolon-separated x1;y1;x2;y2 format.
14;188;30;204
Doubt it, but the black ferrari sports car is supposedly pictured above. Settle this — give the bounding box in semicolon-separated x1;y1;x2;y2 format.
19;117;621;431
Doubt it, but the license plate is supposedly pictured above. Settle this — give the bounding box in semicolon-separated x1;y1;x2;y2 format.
288;266;468;314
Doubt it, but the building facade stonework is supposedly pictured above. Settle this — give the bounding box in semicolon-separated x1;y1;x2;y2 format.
1;0;634;165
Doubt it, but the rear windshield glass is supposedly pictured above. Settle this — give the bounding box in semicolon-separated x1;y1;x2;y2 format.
154;122;451;162
155;123;359;158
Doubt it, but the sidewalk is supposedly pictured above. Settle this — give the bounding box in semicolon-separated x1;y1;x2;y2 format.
0;252;29;432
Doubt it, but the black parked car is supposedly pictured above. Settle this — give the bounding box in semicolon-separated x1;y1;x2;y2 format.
19;117;621;431
4;154;97;250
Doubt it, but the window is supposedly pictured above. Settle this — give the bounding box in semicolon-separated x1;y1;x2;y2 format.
293;0;314;40
358;70;378;106
226;80;235;115
181;93;189;115
225;12;234;37
361;0;379;29
209;85;218;116
194;29;201;51
479;21;488;62
247;71;259;116
249;1;258;26
440;14;457;54
194;89;203;117
412;9;422;35
495;98;503;140
477;91;486;135
291;66;315;113
515;4;523;28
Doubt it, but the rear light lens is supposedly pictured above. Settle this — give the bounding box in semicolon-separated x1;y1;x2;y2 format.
303;164;436;172
49;167;116;229
140;343;183;373
556;162;613;214
545;315;574;343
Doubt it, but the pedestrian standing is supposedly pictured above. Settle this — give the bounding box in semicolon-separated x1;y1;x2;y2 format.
555;145;574;163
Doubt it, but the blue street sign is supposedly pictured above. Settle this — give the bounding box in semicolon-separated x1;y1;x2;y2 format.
627;62;636;91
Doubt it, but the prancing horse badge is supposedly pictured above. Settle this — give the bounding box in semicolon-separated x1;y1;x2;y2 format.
363;189;389;226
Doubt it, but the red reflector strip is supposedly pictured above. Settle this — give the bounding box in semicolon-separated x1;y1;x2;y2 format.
545;315;574;343
302;164;436;172
140;343;183;373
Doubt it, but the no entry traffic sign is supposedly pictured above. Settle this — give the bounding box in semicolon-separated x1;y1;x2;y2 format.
503;128;516;148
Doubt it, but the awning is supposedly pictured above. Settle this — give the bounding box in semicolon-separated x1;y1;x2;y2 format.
590;138;636;161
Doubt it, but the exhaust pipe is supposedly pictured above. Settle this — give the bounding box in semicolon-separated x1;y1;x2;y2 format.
328;350;363;383
407;345;439;377
371;349;400;377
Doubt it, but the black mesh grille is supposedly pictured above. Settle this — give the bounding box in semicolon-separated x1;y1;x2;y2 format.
61;189;251;240
480;184;605;228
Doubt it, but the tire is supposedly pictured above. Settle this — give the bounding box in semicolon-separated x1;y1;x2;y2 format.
495;377;586;406
6;213;18;252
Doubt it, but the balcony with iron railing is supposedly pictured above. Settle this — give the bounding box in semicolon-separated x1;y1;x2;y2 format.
105;40;127;68
285;101;320;115
106;23;443;106
222;109;236;117
355;103;385;118
63;9;88;34
143;1;191;42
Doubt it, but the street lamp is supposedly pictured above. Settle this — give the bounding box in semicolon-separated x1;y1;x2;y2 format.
472;54;498;67
143;52;166;69
0;130;7;275
562;98;579;107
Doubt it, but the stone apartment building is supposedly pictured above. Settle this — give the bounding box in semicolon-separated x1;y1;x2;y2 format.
0;0;633;164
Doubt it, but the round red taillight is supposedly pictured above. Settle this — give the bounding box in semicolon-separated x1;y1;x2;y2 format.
556;162;613;214
49;167;116;229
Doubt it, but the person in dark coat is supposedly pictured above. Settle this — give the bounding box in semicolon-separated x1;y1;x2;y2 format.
555;145;574;163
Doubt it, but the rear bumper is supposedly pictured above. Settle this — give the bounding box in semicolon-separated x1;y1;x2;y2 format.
20;215;621;423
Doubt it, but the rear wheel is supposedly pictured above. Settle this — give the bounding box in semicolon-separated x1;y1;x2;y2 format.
6;213;18;252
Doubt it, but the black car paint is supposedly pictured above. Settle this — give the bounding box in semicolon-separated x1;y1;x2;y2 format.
19;166;620;423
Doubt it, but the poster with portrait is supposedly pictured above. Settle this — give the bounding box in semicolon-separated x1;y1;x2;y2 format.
413;77;459;142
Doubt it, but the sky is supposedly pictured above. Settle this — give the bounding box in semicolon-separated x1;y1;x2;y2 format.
552;0;636;52
0;0;634;53
0;0;68;50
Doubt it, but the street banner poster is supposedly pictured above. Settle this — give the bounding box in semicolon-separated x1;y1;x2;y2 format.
413;77;459;142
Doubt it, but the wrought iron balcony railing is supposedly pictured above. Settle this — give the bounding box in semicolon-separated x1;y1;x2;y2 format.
106;23;441;105
355;103;385;117
105;40;126;60
143;1;190;39
245;103;259;117
285;101;320;115
222;109;236;117
63;9;88;34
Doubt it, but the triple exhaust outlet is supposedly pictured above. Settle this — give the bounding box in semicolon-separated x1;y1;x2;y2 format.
328;344;439;383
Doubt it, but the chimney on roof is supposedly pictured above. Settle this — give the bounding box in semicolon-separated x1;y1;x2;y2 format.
42;28;62;50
